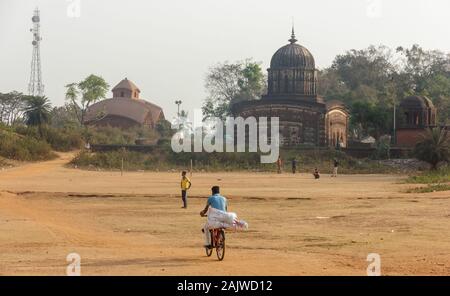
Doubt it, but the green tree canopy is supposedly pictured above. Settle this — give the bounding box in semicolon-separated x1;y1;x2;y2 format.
319;44;450;138
0;91;27;125
202;59;266;120
23;96;52;128
65;74;109;125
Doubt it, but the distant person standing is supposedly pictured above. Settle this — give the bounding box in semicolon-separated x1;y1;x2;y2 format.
313;168;320;179
180;171;192;208
277;156;283;174
332;158;339;177
291;158;297;174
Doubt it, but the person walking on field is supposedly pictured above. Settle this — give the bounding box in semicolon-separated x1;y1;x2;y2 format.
180;171;192;208
291;158;297;174
277;156;283;174
332;158;339;177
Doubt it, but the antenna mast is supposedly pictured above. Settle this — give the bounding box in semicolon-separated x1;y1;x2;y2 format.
28;7;44;96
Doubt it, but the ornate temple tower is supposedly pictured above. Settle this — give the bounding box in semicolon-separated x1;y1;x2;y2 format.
232;29;349;148
265;28;318;98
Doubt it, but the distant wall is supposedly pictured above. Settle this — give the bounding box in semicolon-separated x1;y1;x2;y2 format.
396;128;426;148
396;126;450;148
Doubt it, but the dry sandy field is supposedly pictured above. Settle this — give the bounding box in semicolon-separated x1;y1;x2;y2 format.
0;153;449;275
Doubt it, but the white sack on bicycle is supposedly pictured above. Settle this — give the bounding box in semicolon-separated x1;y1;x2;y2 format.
206;207;248;231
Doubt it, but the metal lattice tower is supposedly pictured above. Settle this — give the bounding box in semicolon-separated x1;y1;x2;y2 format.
28;7;44;96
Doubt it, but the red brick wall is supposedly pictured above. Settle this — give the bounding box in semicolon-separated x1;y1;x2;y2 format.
396;129;426;147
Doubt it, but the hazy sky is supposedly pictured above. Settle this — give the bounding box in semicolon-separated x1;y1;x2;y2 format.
1;0;449;119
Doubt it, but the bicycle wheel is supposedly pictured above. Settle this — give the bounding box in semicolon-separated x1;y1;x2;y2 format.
216;230;225;261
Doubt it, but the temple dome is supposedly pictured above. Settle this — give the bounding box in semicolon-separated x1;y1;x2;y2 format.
112;78;140;92
400;95;434;109
112;78;141;99
84;78;164;128
265;29;318;97
270;30;315;69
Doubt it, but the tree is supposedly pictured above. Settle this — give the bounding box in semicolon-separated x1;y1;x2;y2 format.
396;45;450;125
320;44;450;139
396;45;449;92
202;59;266;120
317;68;350;102
23;96;52;136
156;119;174;138
50;104;80;128
349;101;392;139
0;91;27;125
65;74;109;125
414;127;449;170
331;45;396;92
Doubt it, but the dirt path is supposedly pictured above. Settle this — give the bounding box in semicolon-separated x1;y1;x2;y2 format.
1;154;449;275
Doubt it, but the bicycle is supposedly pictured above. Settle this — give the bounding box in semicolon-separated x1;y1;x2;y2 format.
204;228;225;261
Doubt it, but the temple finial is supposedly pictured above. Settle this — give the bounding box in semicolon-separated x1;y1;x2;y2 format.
289;17;297;44
289;24;297;44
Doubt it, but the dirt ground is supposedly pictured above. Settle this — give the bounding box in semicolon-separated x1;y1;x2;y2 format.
0;153;449;275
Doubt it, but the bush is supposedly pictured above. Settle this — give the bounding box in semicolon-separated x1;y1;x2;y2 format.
0;131;56;161
405;166;450;184
43;127;83;151
84;126;159;145
414;127;449;169
13;125;83;152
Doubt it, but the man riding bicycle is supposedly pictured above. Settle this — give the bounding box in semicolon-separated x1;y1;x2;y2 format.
200;186;227;248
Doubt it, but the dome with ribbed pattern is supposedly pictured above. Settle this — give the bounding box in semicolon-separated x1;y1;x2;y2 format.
265;29;318;97
270;30;315;69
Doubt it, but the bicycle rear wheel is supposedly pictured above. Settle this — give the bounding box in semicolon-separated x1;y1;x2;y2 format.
216;230;225;261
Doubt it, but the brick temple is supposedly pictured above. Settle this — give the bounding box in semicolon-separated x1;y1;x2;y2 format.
232;29;349;148
84;78;165;129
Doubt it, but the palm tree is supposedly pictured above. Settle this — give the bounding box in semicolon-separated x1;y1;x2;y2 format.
23;96;52;136
414;127;450;170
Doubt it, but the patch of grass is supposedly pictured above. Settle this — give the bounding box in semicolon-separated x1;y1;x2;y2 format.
405;166;450;184
406;184;450;193
70;147;398;174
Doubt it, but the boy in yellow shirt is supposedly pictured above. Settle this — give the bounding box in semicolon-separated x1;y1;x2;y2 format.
180;171;192;208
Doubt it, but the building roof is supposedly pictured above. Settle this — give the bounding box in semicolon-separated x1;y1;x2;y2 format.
112;78;141;93
326;100;348;113
85;78;163;126
270;29;315;69
84;98;164;126
400;95;435;109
